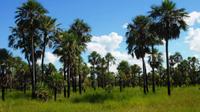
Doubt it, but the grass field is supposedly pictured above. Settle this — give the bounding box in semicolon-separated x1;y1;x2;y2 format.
0;86;200;112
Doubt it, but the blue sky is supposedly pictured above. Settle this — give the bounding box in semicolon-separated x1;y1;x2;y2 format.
1;0;200;72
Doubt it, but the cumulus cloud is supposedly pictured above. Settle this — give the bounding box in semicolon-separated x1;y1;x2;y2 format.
37;52;59;65
87;32;123;56
185;28;200;53
87;32;151;73
110;51;151;73
185;11;200;54
185;11;200;26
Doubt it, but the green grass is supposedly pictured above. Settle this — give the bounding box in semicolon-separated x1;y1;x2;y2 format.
0;86;200;112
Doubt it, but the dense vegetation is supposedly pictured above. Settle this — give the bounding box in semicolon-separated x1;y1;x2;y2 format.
0;87;200;112
0;0;200;111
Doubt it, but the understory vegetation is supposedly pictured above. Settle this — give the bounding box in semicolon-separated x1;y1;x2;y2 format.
0;87;200;112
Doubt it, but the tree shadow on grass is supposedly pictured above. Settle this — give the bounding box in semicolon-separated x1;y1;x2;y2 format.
72;92;114;103
7;91;31;100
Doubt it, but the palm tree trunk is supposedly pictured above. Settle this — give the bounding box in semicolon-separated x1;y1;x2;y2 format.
31;36;36;99
102;63;104;88
63;59;67;98
41;37;46;81
23;73;26;94
78;58;82;94
120;77;122;92
166;39;171;96
2;87;5;101
54;87;57;101
146;73;149;92
67;59;71;98
142;57;147;94
151;45;155;93
92;65;95;90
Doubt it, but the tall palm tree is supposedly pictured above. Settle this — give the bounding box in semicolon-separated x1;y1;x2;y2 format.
69;19;91;94
187;57;199;85
0;48;12;101
88;51;101;90
9;0;48;98
117;60;130;91
99;57;107;88
40;16;57;80
148;20;163;93
126;15;151;94
130;64;141;87
105;53;116;73
148;49;163;93
149;0;188;95
53;31;78;98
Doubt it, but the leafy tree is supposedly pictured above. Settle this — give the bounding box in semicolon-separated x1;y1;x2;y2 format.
149;0;188;95
117;60;130;90
80;62;90;92
126;16;151;94
0;48;12;101
105;53;116;73
169;52;183;67
53;31;78;98
88;51;101;90
40;16;57;80
176;60;189;86
9;0;48;98
69;19;91;94
148;49;163;92
187;57;199;85
12;57;30;93
130;64;141;87
48;71;63;101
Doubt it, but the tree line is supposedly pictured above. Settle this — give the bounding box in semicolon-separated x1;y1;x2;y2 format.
0;0;199;101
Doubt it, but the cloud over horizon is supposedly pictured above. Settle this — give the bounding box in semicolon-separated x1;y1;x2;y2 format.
185;11;200;54
87;32;151;73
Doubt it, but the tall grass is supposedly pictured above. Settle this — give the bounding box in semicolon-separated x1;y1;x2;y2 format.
0;86;200;112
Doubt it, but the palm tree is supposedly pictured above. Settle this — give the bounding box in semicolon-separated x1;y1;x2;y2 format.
9;0;48;98
99;57;107;88
148;20;163;93
126;15;151;94
53;31;78;98
149;0;188;96
130;64;141;87
105;53;116;73
40;16;57;80
117;60;130;91
69;19;91;94
80;62;90;92
176;60;189;87
48;71;63;101
12;56;29;94
148;49;163;93
0;48;12;101
187;57;199;85
88;51;101;90
169;52;183;67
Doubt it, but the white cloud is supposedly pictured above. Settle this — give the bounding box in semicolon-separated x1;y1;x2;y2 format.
87;32;151;73
87;32;123;56
37;52;59;65
185;28;200;53
46;52;59;64
185;11;200;26
185;11;200;55
122;23;128;29
109;51;151;73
